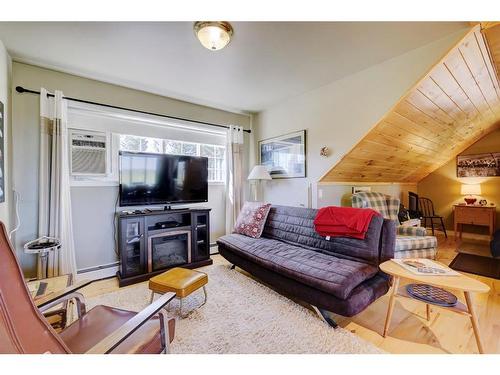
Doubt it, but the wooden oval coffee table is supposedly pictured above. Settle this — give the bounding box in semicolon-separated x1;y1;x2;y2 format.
380;260;490;353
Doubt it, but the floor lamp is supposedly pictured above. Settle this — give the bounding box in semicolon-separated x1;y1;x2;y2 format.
248;165;271;201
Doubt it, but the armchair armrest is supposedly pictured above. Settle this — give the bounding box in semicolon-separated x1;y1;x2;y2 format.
397;225;427;236
38;291;87;319
85;291;176;354
35;279;94;310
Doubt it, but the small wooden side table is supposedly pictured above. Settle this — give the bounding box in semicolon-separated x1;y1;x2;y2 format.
380;260;490;354
453;204;496;240
27;274;72;330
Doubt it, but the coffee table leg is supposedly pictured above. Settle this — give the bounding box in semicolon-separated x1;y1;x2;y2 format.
383;276;400;337
464;291;485;354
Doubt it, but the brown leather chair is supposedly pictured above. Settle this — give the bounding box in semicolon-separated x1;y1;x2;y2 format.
0;222;176;354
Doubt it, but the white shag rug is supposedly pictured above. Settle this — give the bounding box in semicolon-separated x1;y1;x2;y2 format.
84;257;383;354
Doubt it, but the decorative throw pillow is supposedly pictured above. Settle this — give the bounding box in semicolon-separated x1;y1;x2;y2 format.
234;201;272;238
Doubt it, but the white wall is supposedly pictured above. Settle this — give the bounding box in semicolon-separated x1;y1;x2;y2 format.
0;41;11;227
253;28;468;208
316;183;417;208
11;62;251;277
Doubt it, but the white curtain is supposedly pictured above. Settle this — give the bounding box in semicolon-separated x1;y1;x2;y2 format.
38;88;77;277
225;125;244;235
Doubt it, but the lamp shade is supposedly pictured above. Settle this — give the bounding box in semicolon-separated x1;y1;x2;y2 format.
248;165;272;180
461;184;481;195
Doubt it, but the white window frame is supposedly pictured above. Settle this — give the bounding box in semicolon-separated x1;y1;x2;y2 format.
67;102;228;187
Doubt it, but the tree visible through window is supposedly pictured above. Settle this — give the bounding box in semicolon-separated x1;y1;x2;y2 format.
119;134;226;183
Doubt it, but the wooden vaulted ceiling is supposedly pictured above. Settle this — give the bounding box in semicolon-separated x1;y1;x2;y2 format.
320;24;500;184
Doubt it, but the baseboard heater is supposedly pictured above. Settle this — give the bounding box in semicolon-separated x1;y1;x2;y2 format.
77;261;120;274
210;242;219;255
77;243;217;275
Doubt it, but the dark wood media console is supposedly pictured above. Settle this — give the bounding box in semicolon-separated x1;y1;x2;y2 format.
117;207;212;287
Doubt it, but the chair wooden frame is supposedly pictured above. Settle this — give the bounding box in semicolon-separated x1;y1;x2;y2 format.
419;197;447;238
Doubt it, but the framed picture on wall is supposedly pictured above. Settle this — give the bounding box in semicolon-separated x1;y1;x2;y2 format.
457;152;500;177
352;186;372;194
259;130;306;179
0;101;4;203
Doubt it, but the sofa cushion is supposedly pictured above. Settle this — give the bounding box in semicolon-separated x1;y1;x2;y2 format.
217;233;379;300
262;205;385;266
395;235;437;252
393;248;437;259
397;225;427;236
219;245;390;317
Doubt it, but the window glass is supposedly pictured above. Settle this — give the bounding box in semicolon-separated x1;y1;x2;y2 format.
120;135;141;152
164;140;182;155
181;143;198;156
119;134;225;182
142;137;163;154
200;144;215;158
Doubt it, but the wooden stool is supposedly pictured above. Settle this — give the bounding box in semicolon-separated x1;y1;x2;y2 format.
149;267;208;317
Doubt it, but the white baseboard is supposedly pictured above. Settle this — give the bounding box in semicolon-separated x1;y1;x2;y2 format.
75;264;119;282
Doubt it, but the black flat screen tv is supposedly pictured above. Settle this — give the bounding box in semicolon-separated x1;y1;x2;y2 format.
119;151;208;207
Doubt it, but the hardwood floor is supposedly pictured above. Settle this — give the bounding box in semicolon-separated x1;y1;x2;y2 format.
81;232;499;354
338;232;499;354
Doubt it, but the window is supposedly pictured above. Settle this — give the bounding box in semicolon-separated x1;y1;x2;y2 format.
119;134;226;183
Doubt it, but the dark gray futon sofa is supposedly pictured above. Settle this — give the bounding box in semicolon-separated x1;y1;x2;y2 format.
217;205;396;326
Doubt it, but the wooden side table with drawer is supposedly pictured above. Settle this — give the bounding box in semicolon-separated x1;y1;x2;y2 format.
453;204;496;240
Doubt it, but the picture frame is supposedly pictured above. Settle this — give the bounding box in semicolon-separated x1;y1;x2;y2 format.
456;152;500;177
258;130;306;179
352;186;372;194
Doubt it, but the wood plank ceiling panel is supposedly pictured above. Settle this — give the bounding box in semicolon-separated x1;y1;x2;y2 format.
320;25;500;183
483;23;500;99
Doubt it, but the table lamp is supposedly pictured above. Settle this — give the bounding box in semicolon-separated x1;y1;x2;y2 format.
248;165;271;201
460;183;481;205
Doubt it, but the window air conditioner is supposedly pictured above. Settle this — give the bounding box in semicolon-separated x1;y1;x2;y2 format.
70;129;109;176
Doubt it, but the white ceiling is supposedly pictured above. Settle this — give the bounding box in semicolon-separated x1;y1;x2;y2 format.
0;22;468;113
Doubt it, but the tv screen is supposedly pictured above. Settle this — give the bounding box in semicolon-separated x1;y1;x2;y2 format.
119;151;208;206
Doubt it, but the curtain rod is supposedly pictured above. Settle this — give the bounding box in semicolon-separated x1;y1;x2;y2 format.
15;86;251;134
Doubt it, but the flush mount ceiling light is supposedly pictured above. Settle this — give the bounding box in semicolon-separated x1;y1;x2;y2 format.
194;21;233;51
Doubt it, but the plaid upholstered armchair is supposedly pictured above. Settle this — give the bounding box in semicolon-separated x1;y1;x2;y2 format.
352;192;437;259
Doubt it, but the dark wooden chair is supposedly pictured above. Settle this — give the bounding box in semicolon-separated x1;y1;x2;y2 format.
0;222;176;354
419;197;447;238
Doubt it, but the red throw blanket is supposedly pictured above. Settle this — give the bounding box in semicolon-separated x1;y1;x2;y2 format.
313;206;380;239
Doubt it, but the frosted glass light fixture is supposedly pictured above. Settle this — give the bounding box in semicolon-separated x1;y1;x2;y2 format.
194;21;233;51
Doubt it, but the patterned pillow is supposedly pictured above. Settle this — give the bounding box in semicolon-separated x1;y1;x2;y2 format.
234;202;272;238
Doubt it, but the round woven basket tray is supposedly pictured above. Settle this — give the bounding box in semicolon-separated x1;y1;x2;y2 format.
406;283;458;307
